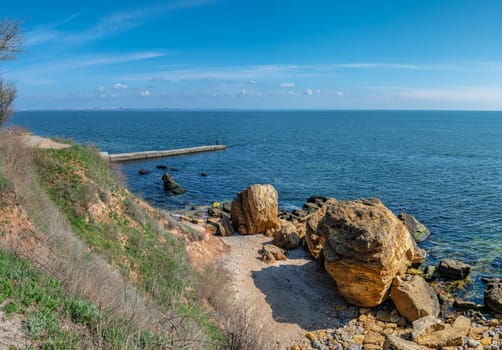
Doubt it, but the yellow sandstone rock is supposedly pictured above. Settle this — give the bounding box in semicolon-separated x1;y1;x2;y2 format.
480;337;492;346
468;326;488;339
319;199;421;307
305;332;316;341
230;184;280;235
353;334;365;344
363;330;385;346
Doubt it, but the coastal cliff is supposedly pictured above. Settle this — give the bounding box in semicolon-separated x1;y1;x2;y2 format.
0;131;227;349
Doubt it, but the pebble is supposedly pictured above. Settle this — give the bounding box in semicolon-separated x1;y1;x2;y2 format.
466;338;480;347
292;308;502;350
311;339;324;349
480;337;492;346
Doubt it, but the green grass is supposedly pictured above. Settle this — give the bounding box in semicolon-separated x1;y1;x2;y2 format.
0;248;173;349
0;249;90;348
0;170;12;192
33;144;222;347
0;169;14;207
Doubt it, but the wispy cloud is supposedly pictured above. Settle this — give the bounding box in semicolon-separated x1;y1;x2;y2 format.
140;89;151;97
114;83;128;89
331;63;421;70
125;64;299;81
123;62;489;83
24;13;82;46
280;82;296;88
75;52;165;68
6;52;165;85
392;86;502;102
25;0;216;47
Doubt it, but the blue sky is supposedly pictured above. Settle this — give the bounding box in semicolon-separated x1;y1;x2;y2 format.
2;0;502;110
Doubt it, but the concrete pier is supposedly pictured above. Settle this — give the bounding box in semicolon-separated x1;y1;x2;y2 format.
103;145;226;162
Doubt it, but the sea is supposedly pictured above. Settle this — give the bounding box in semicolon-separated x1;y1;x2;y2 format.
8;110;502;301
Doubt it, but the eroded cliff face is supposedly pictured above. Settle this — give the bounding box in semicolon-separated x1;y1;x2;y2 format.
313;198;419;307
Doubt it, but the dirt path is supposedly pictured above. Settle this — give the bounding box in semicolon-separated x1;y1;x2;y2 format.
18;133;71;150
220;234;354;349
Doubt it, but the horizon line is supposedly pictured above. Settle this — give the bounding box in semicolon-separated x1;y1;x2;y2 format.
13;107;502;113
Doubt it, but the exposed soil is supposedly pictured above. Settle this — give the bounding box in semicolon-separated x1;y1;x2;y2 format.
0;309;28;350
220;234;353;349
19;134;71;150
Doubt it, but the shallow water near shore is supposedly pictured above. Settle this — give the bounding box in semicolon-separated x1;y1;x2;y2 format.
10;110;502;301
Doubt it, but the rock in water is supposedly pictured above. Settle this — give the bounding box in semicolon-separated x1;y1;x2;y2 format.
230;184;280;235
391;275;440;322
485;281;502;314
438;258;471;280
138;168;150;175
398;213;430;242
161;173;186;195
318;198;419;307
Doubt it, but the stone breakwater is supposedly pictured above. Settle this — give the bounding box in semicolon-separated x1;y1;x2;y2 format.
173;184;502;349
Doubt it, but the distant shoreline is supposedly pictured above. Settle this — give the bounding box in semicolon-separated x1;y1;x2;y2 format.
13;108;502;113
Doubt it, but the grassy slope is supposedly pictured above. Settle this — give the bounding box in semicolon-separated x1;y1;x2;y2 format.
0;140;222;349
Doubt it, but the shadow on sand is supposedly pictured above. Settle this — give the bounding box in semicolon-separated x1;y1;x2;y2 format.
251;248;357;330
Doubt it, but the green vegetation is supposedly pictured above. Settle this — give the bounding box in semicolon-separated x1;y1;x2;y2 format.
31;143;222;347
35;144;192;303
0;169;14;207
0;248;169;349
0;133;237;348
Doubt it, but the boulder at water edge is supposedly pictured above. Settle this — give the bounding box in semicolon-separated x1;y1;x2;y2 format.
391;275;440;322
317;198;420;307
485;280;502;314
438;258;471;280
398;213;430;242
230;184;280;235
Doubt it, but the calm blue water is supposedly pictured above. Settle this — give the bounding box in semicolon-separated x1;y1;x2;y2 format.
9;110;502;300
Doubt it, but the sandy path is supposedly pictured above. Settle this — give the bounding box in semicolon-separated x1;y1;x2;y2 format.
221;234;353;349
18;134;71;150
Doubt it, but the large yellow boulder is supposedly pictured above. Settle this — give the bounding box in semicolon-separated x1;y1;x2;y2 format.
318;198;419;307
230;184;280;235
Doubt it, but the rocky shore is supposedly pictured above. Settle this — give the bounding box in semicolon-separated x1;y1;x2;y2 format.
171;183;501;349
